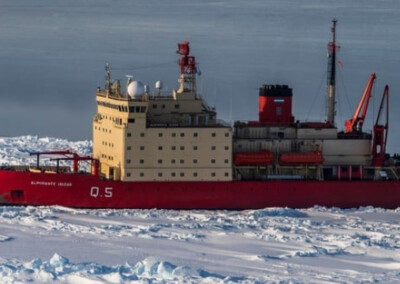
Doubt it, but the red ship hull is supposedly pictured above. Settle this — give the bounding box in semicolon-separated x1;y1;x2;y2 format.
1;170;400;209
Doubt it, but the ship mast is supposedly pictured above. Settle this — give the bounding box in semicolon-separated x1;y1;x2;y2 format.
326;19;339;126
177;41;197;94
105;63;112;95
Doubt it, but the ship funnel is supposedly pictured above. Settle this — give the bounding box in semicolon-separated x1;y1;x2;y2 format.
259;85;294;125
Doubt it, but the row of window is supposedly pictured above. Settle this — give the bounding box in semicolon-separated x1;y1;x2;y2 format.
97;101;127;112
152;103;179;109
101;141;114;147
126;172;230;178
95;126;112;134
97;101;147;114
101;154;114;161
126;145;229;151
127;132;230;138
126;159;229;164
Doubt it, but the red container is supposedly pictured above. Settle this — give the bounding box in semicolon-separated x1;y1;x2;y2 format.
279;151;323;165
235;150;274;166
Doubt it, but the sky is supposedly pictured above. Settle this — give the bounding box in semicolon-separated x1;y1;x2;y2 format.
0;0;399;152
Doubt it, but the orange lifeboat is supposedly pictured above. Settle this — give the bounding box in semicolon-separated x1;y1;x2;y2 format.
279;151;323;165
235;150;274;166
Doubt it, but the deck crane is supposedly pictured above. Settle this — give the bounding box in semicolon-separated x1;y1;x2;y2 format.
30;150;99;175
372;85;389;167
344;73;376;133
30;150;73;169
51;154;99;175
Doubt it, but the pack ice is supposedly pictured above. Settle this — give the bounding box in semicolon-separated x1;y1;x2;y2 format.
0;136;400;283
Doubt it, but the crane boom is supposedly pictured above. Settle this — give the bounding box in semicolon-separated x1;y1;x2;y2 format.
344;73;376;133
372;85;389;167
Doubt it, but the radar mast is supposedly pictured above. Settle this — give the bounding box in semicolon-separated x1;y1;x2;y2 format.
177;41;197;94
326;19;339;125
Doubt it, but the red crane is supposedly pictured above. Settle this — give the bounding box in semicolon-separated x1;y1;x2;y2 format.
344;73;376;133
30;150;99;175
51;154;99;176
372;85;389;167
30;150;73;169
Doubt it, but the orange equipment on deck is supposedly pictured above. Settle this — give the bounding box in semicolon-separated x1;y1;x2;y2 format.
279;151;323;165
344;73;376;133
235;150;274;166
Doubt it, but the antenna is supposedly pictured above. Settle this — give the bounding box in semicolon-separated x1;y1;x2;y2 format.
177;41;197;93
105;63;112;95
326;19;340;126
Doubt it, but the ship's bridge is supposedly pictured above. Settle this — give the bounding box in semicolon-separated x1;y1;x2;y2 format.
93;62;232;182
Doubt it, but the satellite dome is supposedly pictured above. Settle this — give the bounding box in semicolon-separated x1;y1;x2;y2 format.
155;80;163;90
127;81;145;98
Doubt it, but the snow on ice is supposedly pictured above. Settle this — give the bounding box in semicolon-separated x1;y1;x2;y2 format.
0;136;400;283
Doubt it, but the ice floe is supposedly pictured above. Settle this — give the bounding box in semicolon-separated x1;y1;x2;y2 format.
1;136;400;283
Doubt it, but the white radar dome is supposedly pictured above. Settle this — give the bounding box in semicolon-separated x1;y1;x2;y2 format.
127;81;145;98
155;80;163;90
